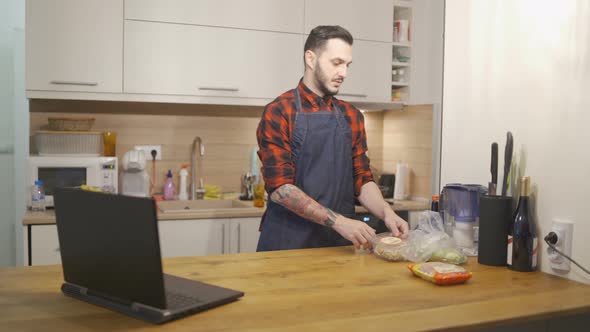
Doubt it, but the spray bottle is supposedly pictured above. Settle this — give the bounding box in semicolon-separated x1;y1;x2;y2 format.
163;170;176;200
178;165;189;200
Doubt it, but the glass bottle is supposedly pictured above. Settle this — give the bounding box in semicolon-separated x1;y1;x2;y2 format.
31;180;46;212
508;176;537;272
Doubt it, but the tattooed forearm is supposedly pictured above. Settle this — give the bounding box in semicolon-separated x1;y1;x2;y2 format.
323;209;340;227
270;184;341;227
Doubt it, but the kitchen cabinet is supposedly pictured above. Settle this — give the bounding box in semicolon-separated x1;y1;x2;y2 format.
125;0;303;33
159;219;226;258
24;0;439;108
25;217;261;265
27;225;61;266
406;0;444;105
303;0;395;104
124;20;303;99
338;40;392;104
26;0;123;93
228;218;261;254
158;218;261;258
304;0;393;42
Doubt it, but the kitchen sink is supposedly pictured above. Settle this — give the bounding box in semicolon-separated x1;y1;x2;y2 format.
157;199;252;213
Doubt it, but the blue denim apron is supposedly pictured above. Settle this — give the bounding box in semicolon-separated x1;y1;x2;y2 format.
257;87;355;251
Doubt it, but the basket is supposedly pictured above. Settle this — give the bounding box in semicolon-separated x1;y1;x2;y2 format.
35;130;103;156
48;117;95;131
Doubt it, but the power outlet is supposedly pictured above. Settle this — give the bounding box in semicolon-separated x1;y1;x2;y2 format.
547;219;573;272
134;145;162;160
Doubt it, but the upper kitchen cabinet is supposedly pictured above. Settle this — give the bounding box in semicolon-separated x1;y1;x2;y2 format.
304;0;393;42
124;20;303;100
26;0;123;93
407;0;444;105
125;0;304;33
338;40;392;104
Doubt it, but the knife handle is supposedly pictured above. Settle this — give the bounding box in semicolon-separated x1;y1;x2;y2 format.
491;142;498;184
502;132;514;196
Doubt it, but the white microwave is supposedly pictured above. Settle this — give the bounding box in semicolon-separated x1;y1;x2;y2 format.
27;156;118;207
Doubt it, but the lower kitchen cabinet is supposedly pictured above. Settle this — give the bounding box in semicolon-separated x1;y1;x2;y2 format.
158;217;262;258
158;219;227;258
228;218;261;254
25;216;263;265
25;224;62;266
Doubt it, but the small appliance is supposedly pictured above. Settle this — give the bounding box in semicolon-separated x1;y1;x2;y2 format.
27;156;117;208
120;149;150;197
440;184;486;255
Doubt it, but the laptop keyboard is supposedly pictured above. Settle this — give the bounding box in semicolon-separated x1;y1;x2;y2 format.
166;291;204;309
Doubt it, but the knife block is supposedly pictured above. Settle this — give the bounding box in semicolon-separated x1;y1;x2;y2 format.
478;195;512;266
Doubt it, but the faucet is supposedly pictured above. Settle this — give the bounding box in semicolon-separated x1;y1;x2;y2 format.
190;136;205;200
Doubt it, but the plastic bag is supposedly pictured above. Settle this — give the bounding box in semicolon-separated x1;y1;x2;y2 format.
405;211;467;264
371;232;409;262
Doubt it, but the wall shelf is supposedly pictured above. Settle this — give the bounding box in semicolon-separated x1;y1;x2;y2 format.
392;62;410;67
391;82;409;87
392;2;412;104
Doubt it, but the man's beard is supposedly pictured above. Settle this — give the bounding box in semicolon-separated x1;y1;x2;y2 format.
313;63;339;97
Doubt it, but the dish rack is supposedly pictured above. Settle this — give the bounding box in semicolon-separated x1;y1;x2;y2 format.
34;130;103;156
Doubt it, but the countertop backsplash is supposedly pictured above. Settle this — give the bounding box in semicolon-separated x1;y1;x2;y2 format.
29;99;432;198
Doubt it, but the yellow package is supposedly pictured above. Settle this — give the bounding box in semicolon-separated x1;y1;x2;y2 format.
204;185;222;200
408;262;472;285
80;185;102;192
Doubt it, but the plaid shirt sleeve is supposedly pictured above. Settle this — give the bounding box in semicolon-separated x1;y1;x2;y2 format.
338;101;375;196
256;98;295;193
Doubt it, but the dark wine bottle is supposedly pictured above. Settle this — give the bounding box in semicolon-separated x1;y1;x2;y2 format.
507;176;537;272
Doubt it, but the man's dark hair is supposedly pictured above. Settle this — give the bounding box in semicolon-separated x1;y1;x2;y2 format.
304;25;353;54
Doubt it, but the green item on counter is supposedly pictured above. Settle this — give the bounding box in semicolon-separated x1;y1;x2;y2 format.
430;248;467;265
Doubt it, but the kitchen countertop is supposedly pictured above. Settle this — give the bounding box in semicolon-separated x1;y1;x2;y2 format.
22;199;429;225
1;247;589;331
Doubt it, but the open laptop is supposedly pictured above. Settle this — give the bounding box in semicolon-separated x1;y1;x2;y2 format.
53;187;244;324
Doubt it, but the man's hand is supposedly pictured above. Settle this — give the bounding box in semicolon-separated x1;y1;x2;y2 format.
357;181;409;239
383;210;409;239
332;215;376;249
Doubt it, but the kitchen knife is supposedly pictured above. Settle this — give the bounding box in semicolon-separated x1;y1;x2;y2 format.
489;142;498;195
501;132;513;196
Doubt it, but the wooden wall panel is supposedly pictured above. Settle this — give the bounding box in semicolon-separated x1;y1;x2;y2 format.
30;100;262;194
382;104;433;199
29;100;434;199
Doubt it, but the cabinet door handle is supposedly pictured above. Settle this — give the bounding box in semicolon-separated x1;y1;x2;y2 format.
50;80;98;86
339;93;368;98
237;223;241;253
221;223;225;254
198;86;239;92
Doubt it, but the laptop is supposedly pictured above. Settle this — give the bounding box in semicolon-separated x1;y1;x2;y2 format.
53;187;244;324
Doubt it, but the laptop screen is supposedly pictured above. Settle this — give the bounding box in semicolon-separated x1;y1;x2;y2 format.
54;187;167;309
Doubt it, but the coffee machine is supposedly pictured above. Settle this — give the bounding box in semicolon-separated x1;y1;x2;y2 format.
120;148;150;197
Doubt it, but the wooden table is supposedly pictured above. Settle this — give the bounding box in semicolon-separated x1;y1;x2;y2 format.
1;247;589;331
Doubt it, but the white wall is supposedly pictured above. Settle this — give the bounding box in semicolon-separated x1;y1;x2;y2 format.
442;0;590;284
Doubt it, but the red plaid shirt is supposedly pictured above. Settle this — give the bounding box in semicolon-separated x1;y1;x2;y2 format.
257;80;374;196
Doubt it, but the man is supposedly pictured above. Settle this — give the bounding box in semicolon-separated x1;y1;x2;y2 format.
256;25;408;251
